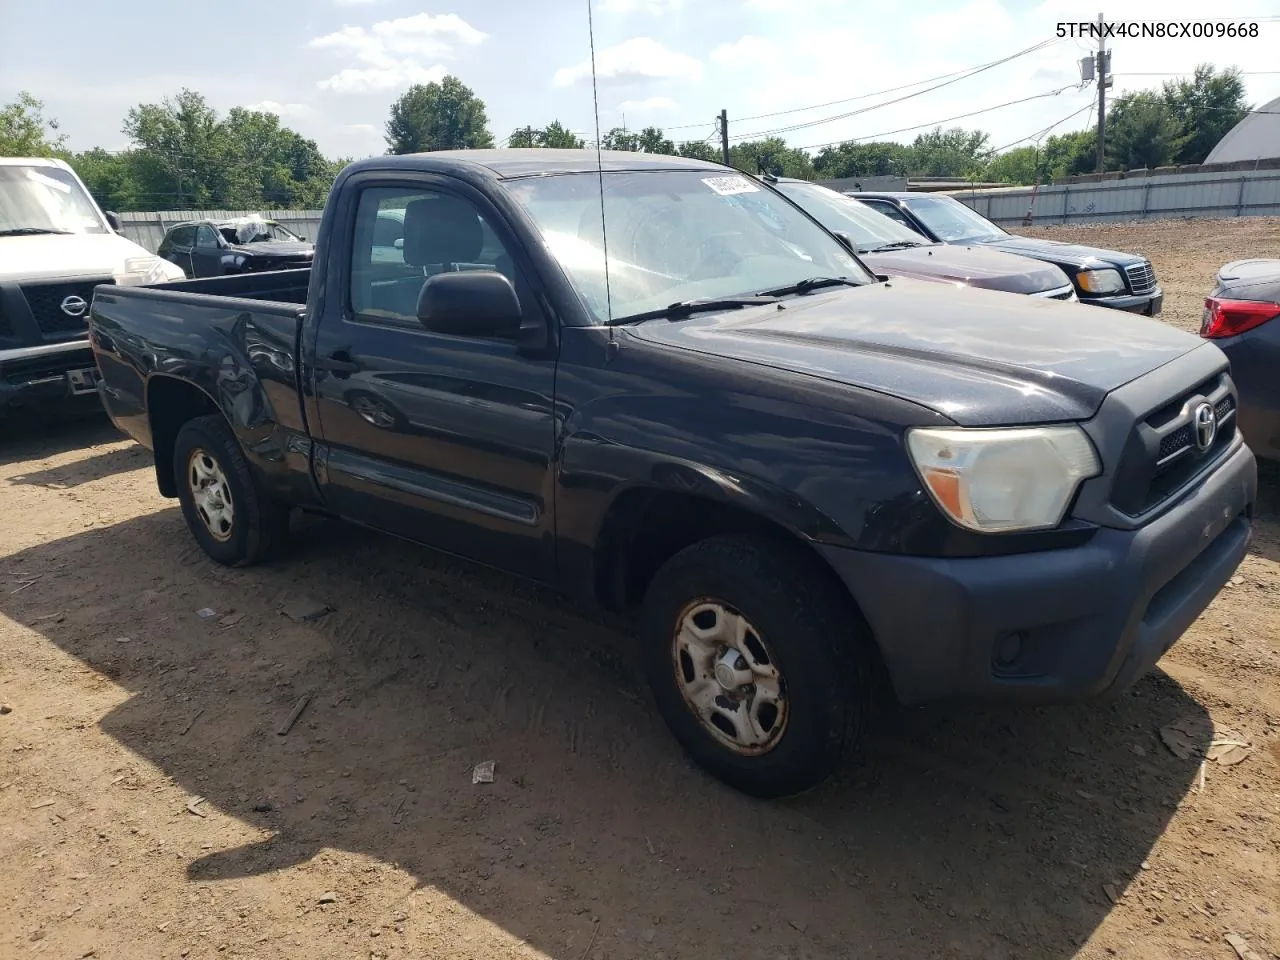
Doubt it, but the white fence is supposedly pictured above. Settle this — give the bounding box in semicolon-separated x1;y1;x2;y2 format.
117;210;324;253
948;167;1280;226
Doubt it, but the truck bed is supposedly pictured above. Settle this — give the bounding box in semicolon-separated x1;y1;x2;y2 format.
146;266;312;306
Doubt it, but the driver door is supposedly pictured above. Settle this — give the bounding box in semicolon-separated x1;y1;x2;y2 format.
309;177;559;580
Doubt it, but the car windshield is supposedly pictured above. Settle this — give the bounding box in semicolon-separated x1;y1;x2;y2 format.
775;181;932;252
218;219;300;244
0;164;108;235
504;169;872;323
902;195;1007;243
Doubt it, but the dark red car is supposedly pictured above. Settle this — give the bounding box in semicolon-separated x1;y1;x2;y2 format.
774;178;1076;300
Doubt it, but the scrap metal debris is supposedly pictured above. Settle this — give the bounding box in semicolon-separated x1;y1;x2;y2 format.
277;695;312;736
1160;714;1214;760
472;760;495;785
186;797;207;818
196;608;217;620
281;596;331;622
1206;734;1252;766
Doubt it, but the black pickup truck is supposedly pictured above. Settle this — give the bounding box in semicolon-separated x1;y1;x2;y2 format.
88;150;1256;798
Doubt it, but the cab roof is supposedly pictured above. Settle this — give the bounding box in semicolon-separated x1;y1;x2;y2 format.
343;148;730;180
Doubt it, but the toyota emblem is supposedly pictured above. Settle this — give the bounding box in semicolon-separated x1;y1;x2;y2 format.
60;295;89;318
1192;401;1217;451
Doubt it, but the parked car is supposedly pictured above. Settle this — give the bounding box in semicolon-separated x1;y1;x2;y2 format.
157;216;315;278
0;157;187;426
772;178;1075;299
88;149;1254;798
852;192;1163;315
1200;259;1280;462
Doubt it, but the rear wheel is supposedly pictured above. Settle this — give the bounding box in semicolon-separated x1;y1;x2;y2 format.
173;415;287;566
640;536;870;798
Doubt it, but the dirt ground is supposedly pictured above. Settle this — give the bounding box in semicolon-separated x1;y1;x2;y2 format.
2;218;1279;960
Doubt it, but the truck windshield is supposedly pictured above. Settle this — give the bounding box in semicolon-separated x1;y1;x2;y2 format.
504;170;872;323
0;164;108;236
775;181;932;252
902;195;1008;243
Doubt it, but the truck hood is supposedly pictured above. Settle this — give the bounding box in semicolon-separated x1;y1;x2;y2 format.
228;241;314;259
860;244;1069;294
626;277;1200;426
0;231;163;282
972;235;1146;270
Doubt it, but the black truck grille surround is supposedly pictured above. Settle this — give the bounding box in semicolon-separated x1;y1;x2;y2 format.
19;278;114;336
1124;261;1157;294
1110;372;1237;516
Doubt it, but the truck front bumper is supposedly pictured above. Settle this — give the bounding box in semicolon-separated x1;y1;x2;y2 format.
1082;285;1163;316
820;440;1255;706
0;340;103;421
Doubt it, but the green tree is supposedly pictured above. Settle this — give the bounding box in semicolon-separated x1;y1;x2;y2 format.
70;148;146;210
730;137;815;178
813;141;908;179
122;88;227;207
982;129;1098;185
1161;64;1250;164
601;127;641;151
676;140;719;162
508;120;584;149
907;127;991;178
385;76;494;155
0;91;67;156
1104;92;1182;171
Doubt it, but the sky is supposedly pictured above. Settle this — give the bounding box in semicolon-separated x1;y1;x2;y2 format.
3;0;1280;161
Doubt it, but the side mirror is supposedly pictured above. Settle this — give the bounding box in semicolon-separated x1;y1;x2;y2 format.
104;211;122;232
832;230;855;253
417;271;522;338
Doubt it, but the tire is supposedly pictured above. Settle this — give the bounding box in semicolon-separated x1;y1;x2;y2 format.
640;536;869;798
172;414;288;566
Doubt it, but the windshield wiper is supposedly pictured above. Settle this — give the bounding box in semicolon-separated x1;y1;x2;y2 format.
867;240;925;252
0;227;75;237
761;276;861;296
607;295;780;326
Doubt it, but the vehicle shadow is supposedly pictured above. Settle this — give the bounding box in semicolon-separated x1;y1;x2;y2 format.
0;415;119;468
2;510;1210;960
7;444;150;488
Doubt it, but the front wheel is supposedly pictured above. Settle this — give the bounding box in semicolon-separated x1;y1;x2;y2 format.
640;536;871;798
173;415;287;566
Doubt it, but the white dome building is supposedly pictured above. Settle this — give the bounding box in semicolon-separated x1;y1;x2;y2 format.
1205;96;1280;163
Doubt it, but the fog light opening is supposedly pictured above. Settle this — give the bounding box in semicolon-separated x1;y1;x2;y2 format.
994;631;1025;668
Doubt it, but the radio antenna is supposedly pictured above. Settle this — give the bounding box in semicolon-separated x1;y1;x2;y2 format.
586;0;614;330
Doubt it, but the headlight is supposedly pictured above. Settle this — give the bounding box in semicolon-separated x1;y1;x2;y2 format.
114;256;185;286
906;425;1101;533
1076;268;1124;294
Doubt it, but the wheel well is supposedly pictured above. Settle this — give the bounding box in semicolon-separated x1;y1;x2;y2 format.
595;489;833;611
147;377;221;497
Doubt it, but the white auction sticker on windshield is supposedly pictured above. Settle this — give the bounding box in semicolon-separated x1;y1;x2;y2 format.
701;175;759;196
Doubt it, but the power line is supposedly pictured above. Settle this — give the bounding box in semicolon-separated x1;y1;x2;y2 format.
985;101;1098;155
790;84;1090;152
727;37;1065;141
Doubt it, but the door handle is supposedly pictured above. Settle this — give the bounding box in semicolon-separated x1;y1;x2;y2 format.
317;352;360;376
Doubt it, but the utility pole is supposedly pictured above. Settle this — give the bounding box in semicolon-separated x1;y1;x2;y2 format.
719;109;730;166
1095;11;1107;174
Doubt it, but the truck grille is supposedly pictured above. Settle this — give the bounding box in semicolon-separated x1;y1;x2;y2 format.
1124;261;1156;294
20;278;114;337
1110;373;1236;516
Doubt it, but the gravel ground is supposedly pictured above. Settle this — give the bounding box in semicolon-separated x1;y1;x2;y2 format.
1;217;1278;960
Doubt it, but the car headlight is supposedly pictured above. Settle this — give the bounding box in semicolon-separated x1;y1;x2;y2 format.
906;425;1101;533
1076;268;1124;294
114;256;185;286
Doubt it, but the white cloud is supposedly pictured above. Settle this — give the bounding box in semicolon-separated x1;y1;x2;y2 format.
245;100;318;119
332;0;381;5
309;13;486;94
619;96;678;112
600;0;683;13
710;35;777;67
553;37;703;88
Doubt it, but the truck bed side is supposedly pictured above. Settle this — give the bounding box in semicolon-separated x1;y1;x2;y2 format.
88;271;319;508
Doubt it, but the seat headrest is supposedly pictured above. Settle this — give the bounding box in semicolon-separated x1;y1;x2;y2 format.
402;196;484;266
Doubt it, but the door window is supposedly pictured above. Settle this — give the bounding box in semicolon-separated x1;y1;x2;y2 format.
349;186;519;329
195;224;220;249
